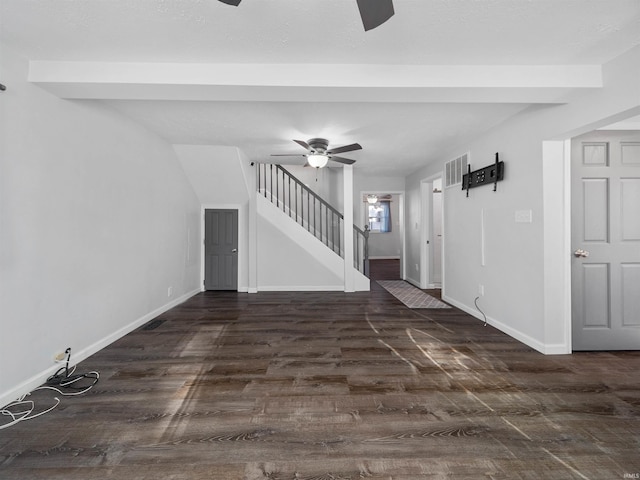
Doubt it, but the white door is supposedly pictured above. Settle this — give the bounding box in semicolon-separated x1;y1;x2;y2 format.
571;130;640;350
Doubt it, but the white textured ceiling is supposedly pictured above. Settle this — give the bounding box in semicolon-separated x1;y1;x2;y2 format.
2;0;640;175
3;0;639;64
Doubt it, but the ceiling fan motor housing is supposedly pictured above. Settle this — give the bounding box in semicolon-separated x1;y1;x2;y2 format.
307;138;329;154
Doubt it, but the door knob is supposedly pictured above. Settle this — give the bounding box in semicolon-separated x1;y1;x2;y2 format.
574;249;589;258
231;248;238;253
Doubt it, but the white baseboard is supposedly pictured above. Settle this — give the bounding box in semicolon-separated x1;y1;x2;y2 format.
257;285;344;292
441;294;558;356
0;288;201;409
404;276;421;288
542;344;572;355
369;256;401;260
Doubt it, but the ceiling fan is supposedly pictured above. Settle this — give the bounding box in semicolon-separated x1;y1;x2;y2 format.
364;193;392;204
217;0;394;31
271;138;362;168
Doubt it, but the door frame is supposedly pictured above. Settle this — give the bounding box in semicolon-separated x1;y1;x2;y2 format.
542;140;573;354
543;107;640;354
358;190;406;280
200;204;246;292
420;174;444;290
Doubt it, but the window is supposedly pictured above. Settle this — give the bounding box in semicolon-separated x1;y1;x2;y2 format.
368;201;391;233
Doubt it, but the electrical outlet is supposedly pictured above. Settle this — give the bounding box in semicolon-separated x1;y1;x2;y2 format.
54;351;66;362
478;284;485;296
167;286;173;297
415;263;419;272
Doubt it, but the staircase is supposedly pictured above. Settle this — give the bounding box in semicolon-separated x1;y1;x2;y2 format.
256;164;370;279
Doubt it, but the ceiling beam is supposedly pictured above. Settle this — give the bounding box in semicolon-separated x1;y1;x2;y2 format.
29;61;602;104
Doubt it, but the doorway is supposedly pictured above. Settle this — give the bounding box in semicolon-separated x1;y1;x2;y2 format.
204;209;239;290
360;191;405;280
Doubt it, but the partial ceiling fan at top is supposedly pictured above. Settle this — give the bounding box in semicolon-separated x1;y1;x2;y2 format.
217;0;395;31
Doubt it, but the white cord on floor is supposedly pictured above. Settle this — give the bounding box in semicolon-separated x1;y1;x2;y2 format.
0;395;61;430
0;352;99;430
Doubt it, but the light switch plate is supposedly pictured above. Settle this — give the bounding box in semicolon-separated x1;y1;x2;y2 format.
515;210;533;223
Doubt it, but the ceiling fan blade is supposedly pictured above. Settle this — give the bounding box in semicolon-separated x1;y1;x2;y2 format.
270;154;307;157
293;139;311;151
356;0;394;31
326;143;362;155
218;0;241;5
329;156;356;165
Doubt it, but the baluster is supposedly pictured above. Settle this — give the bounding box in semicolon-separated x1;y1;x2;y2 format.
334;213;338;254
263;164;267;198
354;231;358;270
307;192;312;231
257;162;261;194
355;230;359;270
363;225;370;276
288;175;291;217
319;203;324;245
282;169;286;212
325;205;328;247
355;229;358;270
329;210;332;250
336;215;340;254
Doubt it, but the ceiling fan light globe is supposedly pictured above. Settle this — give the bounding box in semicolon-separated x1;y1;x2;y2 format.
307;154;329;168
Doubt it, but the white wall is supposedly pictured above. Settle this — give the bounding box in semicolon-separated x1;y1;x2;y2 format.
256;196;344;290
0;44;202;407
404;44;640;354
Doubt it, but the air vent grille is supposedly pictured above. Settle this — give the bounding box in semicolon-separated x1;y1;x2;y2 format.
444;153;468;188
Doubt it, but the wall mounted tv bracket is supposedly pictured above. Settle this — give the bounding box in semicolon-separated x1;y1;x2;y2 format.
462;152;504;197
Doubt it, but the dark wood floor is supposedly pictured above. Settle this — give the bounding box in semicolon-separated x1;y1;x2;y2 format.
1;265;639;479
369;258;401;281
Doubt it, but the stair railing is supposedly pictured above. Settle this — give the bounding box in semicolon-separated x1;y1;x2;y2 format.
257;163;369;275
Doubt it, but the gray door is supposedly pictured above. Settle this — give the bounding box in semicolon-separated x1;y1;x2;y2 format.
204;209;238;291
571;131;640;350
